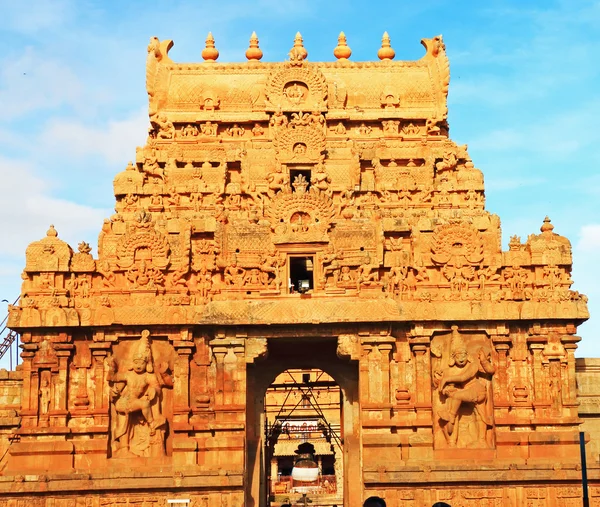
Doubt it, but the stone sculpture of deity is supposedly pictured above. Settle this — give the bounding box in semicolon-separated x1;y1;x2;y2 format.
431;326;496;449
107;330;172;458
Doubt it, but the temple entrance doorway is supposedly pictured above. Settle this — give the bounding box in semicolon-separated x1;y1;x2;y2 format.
265;368;342;506
246;336;360;507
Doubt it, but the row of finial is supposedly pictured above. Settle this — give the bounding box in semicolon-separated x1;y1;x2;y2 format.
201;31;396;62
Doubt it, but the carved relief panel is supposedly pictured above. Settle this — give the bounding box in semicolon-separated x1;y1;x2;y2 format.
430;327;496;449
107;331;175;458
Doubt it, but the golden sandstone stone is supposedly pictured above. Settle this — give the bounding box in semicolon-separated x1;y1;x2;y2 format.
0;32;595;507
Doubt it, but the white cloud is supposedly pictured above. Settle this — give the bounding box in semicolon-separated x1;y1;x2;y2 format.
39;107;149;166
577;224;600;253
0;156;110;258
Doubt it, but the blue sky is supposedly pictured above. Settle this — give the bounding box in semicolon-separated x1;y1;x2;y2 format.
0;0;599;367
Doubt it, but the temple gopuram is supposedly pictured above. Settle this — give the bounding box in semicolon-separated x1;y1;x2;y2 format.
0;31;596;506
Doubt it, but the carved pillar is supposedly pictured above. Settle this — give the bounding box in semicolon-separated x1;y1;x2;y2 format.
529;342;548;408
53;343;73;427
19;343;36;428
562;333;580;411
172;329;194;426
492;331;511;407
409;329;432;414
89;340;111;427
360;334;395;406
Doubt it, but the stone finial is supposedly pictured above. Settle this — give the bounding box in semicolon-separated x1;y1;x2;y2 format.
246;31;263;61
378;31;395;61
47;225;58;237
202;32;219;62
291;31;308;61
333;31;352;61
541;216;555;233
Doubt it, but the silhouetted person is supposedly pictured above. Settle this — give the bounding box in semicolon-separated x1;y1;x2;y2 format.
364;496;386;507
432;503;452;507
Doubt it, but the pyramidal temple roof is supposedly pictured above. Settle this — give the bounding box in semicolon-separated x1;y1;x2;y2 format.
9;33;588;329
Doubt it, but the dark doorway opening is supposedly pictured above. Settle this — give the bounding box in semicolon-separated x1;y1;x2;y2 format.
289;256;314;293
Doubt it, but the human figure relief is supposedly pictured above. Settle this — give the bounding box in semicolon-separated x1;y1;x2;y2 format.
355;254;379;291
259;247;284;290
432;326;495;449
107;330;172;458
320;244;344;288
267;164;288;198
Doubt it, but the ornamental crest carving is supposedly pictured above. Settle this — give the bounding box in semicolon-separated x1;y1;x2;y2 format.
265;65;327;112
116;212;170;269
431;222;483;266
273;120;326;162
266;186;335;244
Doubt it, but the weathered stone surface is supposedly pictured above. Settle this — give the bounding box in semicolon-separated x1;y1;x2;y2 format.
0;31;595;507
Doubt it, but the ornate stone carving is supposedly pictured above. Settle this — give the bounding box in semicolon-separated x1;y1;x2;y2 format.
107;330;172;458
431;327;495;449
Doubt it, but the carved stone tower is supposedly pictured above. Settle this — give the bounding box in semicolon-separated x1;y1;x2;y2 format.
0;32;590;507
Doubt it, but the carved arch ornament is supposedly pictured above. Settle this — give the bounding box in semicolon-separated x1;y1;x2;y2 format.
265;65;328;111
116;224;171;269
273;123;326;162
431;222;483;266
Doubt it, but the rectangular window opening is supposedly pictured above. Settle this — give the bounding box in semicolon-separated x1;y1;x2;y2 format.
289;256;314;293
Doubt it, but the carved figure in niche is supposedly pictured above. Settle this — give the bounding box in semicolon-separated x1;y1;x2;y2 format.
259;247;284;290
167;266;188;290
197;265;214;301
267;164;288;198
123;193;139;210
432;326;495;448
244;268;262;286
98;260;116;288
382;120;400;135
436;150;458;173
337;187;356;218
311;159;331;195
126;260;164;289
476;265;501;291
356;254;379;291
224;259;246;287
503;266;528;296
149;191;163;209
388;264;417;297
293;143;308;159
107;331;172;457
150;113;175;140
543;265;563;291
358;123;372;136
165;187;181;207
270;107;288;129
333;122;346;135
189;191;203;211
320;244;344;287
464;189;481;208
252;123;265;136
142;149;164;182
39;370;52;418
200;121;218;136
283;81;307;103
427;117;442;135
308;110;326;130
339;265;354;284
401;123;420;136
181;124;199;137
227;124;245;138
